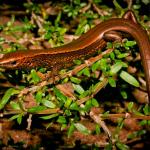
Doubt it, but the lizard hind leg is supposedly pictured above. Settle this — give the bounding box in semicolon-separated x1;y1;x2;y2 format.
103;10;138;42
122;10;138;24
50;66;60;84
50;65;66;84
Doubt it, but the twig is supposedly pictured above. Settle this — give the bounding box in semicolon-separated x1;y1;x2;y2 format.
80;1;91;13
31;12;43;29
0;108;60;116
26;114;32;131
90;110;112;140
77;77;108;105
124;0;133;9
0;11;27;16
99;113;150;120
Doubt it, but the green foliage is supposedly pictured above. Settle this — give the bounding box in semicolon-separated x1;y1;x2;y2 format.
57;116;67;124
70;77;81;84
67;123;75;137
28;106;47;113
53;87;67;103
127;102;134;112
95;124;101;134
120;71;140;87
9;113;24;125
143;104;150;115
142;0;150;5
72;84;85;94
0;88;19;110
70;102;79;111
10;101;21;110
116;142;129;150
74;123;91;135
40;113;59;120
0;0;149;149
43;21;67;46
128;130;147;139
24;2;41;14
75;20;90;35
42;99;56;108
63;0;86;18
31;69;41;84
108;77;116;87
109;62;127;76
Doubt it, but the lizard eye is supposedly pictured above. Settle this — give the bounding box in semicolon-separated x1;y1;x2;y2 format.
11;60;17;65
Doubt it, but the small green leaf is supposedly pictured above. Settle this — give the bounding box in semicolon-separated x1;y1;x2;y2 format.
143;104;150;115
70;102;79;111
104;143;113;150
113;0;123;13
54;12;62;26
17;114;23;125
79;90;89;99
35;91;43;103
133;110;144;116
73;84;85;94
65;109;72;116
9;113;23;125
120;90;128;99
148;120;150;125
10;101;20;110
0;88;19;110
75;20;89;35
99;58;108;72
106;42;113;49
28;106;47;113
124;40;136;47
10;114;20;120
31;69;41;84
73;59;82;65
109;62;123;75
0;37;5;43
82;67;90;77
116;142;129;150
57;116;67;124
42;99;56;108
91;98;99;107
117;53;129;59
70;77;81;84
53;87;67;103
110;52;115;60
108;77;116;87
127;102;134;112
84;99;92;112
120;71;139;87
128;130;146;139
95;124;101;134
40;113;59;120
67;123;75;138
142;0;150;5
138;129;147;136
61;124;67;131
74;123;91;135
139;120;148;126
91;60;101;72
64;98;72;108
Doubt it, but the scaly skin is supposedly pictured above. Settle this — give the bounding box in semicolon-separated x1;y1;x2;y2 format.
0;10;150;99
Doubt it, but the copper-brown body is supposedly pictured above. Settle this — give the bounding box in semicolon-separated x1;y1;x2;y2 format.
0;11;150;99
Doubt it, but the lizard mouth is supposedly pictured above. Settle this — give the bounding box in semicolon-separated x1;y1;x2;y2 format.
0;59;18;69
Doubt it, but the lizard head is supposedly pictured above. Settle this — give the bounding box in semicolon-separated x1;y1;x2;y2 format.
0;51;34;69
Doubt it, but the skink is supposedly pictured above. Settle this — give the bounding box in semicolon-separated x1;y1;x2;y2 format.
0;10;150;99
